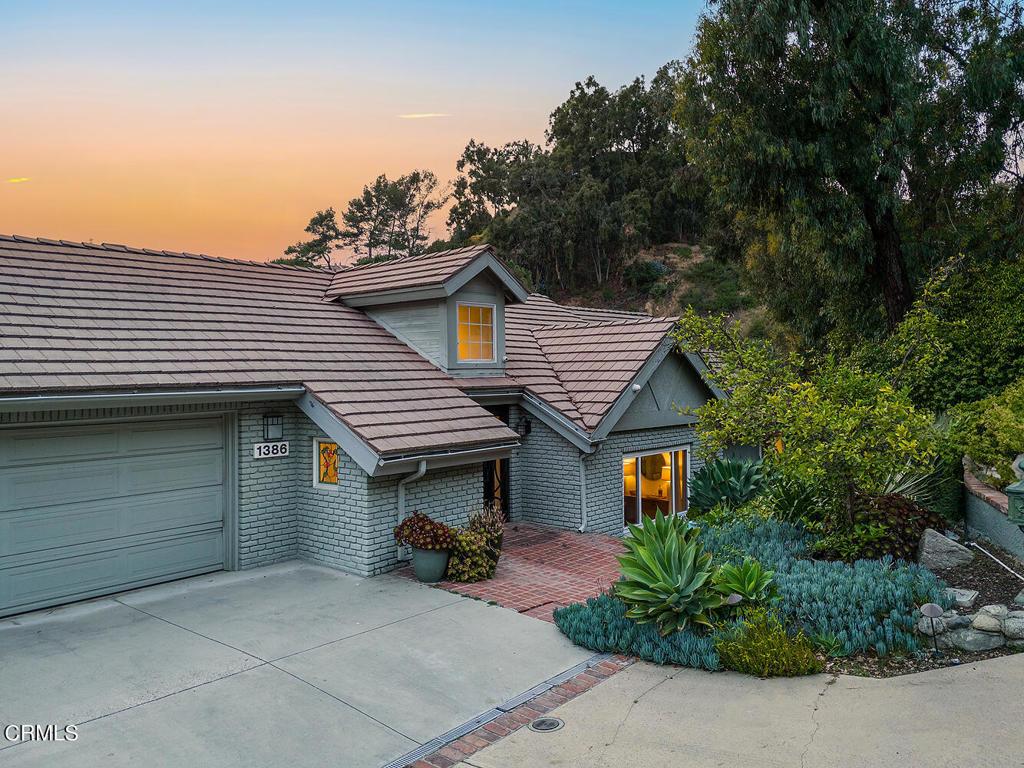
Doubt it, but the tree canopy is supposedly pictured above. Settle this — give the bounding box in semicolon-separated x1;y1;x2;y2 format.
446;63;707;293
677;0;1024;343
279;170;447;268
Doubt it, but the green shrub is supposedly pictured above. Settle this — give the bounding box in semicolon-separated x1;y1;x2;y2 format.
758;473;830;524
689;458;767;515
467;502;504;556
624;259;670;293
715;609;823;677
713;558;777;605
446;530;496;583
614;512;724;635
952;378;1024;489
553;594;719;670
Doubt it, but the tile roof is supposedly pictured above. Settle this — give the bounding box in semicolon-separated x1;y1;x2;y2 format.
0;235;518;458
324;244;493;300
505;295;677;431
0;237;680;455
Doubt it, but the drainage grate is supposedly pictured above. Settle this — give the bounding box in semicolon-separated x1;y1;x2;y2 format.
528;717;565;733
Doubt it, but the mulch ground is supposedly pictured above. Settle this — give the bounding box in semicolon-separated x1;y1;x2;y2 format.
934;538;1024;607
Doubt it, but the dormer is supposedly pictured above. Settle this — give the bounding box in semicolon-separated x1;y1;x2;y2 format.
324;245;528;377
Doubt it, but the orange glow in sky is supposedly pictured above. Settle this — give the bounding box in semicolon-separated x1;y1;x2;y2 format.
3;2;701;262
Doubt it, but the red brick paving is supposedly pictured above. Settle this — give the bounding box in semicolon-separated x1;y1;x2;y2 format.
405;656;635;768
398;523;625;622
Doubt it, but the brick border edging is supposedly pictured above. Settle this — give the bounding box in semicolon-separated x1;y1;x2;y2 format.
964;469;1010;514
402;655;634;768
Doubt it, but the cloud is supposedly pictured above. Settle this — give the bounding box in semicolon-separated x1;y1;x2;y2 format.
6;177;30;183
397;113;450;120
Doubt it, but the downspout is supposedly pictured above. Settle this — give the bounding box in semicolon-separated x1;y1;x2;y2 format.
578;449;588;533
396;460;428;560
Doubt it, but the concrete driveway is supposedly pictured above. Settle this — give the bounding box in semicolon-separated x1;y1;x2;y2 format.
0;562;590;768
458;655;1024;768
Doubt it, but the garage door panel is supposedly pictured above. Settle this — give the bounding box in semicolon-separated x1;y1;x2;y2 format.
1;449;224;512
3;464;122;510
124;450;224;494
0;417;227;617
123;419;224;453
1;488;225;558
0;529;225;615
0;427;121;466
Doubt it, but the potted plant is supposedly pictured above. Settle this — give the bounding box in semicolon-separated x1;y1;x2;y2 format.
394;512;456;583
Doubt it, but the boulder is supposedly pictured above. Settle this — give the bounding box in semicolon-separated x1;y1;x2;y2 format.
945;614;973;630
917;616;947;636
1014;588;1024;607
940;628;1006;652
917;529;974;570
978;604;1009;619
944;588;979;609
1004;613;1024;640
971;613;1004;633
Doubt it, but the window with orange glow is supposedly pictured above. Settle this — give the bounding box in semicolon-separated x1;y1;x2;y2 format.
457;303;495;362
622;448;688;526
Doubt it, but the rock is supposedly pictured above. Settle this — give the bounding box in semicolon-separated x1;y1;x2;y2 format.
918;529;974;570
918;616;947;636
941;628;1006;652
1010;640;1024;650
1014;588;1024;607
978;604;1009;619
971;613;1004;633
945;614;973;630
944;588;979;609
1003;615;1024;640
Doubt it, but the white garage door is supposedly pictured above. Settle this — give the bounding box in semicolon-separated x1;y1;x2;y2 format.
0;417;227;617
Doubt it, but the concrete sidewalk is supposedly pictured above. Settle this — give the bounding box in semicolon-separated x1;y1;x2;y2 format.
458;655;1024;768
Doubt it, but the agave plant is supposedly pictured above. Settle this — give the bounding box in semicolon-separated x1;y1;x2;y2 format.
614;511;724;635
713;557;777;605
689;458;766;515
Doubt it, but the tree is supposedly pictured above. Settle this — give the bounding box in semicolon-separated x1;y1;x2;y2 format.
446;63;707;293
673;310;939;517
678;0;1024;341
280;170;448;267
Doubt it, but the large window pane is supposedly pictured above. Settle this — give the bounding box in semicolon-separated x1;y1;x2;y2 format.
674;450;687;513
639;452;671;520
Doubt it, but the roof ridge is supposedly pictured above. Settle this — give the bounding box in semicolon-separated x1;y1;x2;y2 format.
0;234;335;274
534;316;677;332
332;243;493;276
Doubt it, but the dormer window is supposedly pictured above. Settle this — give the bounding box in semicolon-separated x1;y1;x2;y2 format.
457;302;495;362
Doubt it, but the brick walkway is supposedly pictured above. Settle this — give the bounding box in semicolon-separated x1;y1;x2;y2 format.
398;523;625;622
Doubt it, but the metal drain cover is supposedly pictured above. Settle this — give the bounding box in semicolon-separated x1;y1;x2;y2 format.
528;717;564;733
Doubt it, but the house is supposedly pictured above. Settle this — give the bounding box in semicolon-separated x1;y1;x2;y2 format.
0;235;722;617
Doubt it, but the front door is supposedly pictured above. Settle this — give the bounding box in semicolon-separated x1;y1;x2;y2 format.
483;405;511;521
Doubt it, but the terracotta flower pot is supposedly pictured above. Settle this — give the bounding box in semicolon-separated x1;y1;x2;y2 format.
412;547;450;583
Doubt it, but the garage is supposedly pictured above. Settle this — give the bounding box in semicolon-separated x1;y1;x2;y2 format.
0;417;229;617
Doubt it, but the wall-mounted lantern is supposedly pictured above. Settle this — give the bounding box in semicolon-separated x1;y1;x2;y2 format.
516;418;532;439
263;413;284;442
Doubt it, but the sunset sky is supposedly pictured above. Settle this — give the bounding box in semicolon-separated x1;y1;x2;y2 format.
3;1;703;262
